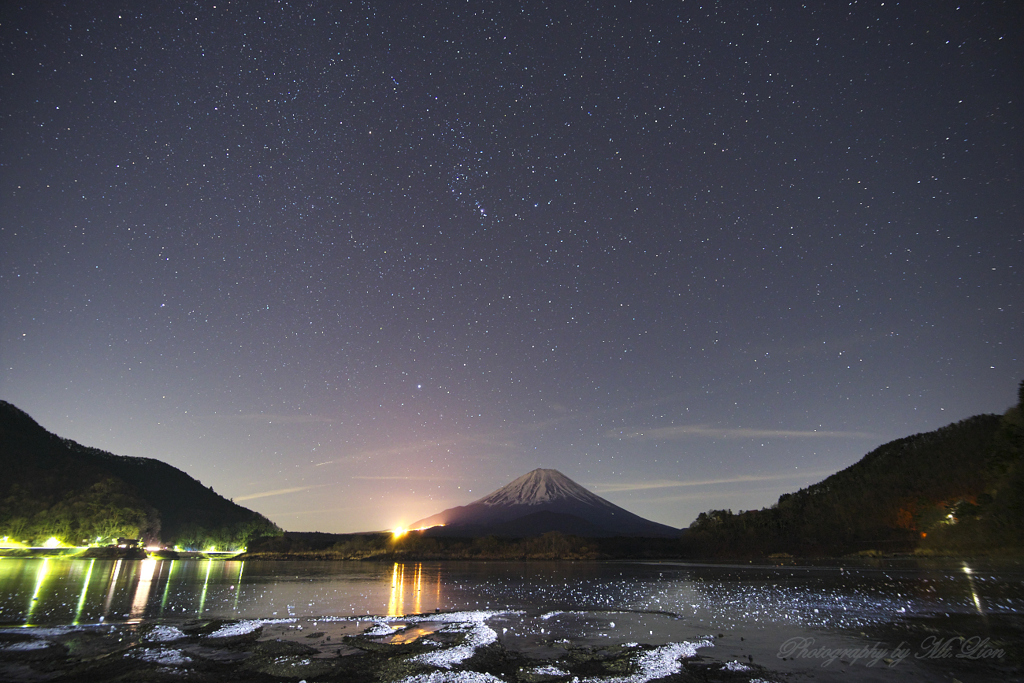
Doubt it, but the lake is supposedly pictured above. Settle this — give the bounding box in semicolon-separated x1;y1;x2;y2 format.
0;557;1020;681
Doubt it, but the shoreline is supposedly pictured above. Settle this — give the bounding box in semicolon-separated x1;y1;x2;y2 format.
4;608;1017;683
0;611;779;683
0;547;245;561
2;558;1019;682
4;546;1022;564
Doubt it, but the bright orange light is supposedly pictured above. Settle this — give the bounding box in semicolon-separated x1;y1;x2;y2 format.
392;523;444;539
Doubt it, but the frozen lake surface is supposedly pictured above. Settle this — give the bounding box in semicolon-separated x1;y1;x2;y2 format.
0;557;1021;681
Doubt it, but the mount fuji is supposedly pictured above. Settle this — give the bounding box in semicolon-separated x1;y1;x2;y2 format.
411;468;679;538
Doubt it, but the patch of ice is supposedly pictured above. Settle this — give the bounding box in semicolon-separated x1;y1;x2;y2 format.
724;659;751;671
399;672;505;683
11;626;82;637
144;625;186;642
539;609;593;621
327;610;519;625
531;664;570;676
155;666;187;676
574;640;712;683
363;621;398;636
3;640;52;651
410;614;502;669
407;610;520;624
207;621;263;638
207;618;295;638
131;648;193;666
631;641;712;681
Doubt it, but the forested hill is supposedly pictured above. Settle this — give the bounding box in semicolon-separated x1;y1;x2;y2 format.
0;401;279;549
685;384;1024;557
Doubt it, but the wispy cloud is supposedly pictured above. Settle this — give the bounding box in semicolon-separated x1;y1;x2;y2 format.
336;436;485;462
311;413;582;470
317;430;524;467
589;470;835;493
226;413;336;424
606;424;876;440
277;506;364;517
351;475;460;481
234;484;327;501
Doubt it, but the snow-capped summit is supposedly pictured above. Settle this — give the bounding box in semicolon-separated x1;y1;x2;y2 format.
473;468;614;508
411;468;678;538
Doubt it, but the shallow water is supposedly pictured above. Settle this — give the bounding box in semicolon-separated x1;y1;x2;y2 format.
0;557;1021;681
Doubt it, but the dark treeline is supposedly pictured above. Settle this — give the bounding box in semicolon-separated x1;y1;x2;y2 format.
247;384;1024;561
244;530;687;561
0;401;279;549
682;382;1024;558
6;382;1022;560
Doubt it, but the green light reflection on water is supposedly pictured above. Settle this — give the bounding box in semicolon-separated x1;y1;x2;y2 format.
232;561;244;613
72;559;96;625
160;560;177;616
197;559;213;615
25;559;51;626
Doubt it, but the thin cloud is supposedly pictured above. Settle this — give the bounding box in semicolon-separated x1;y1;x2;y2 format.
351;475;460;481
323;431;523;466
607;424;876;440
234;484;327;501
589;470;835;493
226;413;336;424
277;506;365;517
339;437;478;462
312;415;580;470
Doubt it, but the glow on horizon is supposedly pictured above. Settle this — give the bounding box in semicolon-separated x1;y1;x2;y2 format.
391;524;445;539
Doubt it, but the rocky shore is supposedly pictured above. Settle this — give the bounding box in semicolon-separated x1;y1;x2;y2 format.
0;611;778;683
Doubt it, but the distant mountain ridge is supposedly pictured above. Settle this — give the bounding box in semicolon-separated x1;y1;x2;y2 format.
412;468;679;537
0;400;279;548
684;383;1024;556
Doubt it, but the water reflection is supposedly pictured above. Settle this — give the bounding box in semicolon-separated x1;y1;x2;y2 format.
24;558;51;624
387;563;434;616
0;559;452;625
159;560;176;615
73;559;95;625
129;559;158;621
102;559;123;617
961;562;986;618
232;562;244;613
196;559;214;616
1;558;1020;640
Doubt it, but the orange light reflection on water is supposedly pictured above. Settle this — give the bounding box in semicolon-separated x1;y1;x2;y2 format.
128;559;158;622
386;563;437;617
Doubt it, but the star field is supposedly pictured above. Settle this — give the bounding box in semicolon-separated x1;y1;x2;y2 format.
1;1;1020;532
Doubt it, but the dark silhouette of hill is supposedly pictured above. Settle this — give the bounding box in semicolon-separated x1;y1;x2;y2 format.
411;468;680;537
685;382;1024;557
0;401;279;548
423;510;613;538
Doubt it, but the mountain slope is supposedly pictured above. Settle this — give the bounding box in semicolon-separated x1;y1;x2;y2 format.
0;401;279;548
412;468;679;537
685;393;1024;556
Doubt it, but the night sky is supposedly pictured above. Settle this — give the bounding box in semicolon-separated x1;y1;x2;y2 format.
2;2;1021;533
